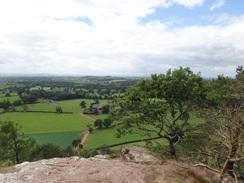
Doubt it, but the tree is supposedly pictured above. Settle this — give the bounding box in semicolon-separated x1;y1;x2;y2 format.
195;68;244;182
79;100;87;108
56;106;63;113
12;100;22;106
20;94;38;104
94;119;103;129
103;118;112;128
0;120;37;164
87;124;93;133
111;67;206;156
2;99;11;111
5;93;11;97
22;104;29;112
102;105;110;114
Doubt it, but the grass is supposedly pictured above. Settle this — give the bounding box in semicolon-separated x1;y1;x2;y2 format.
84;126;154;150
23;103;82;114
57;99;109;108
0;95;20;103
26;130;83;148
0;112;93;133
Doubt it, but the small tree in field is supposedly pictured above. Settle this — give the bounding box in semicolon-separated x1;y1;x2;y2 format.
79;101;87;108
103;118;112;128
111;67;206;156
22;104;29;112
56;106;63;113
94;119;103;129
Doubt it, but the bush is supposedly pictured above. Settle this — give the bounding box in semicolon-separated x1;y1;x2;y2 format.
78;149;98;158
12;100;22;106
0;159;14;167
72;139;81;147
99;144;111;155
63;146;76;157
94;119;102;128
31;143;63;160
56;106;63;113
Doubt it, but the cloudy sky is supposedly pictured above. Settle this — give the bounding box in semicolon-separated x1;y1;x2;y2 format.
0;0;243;77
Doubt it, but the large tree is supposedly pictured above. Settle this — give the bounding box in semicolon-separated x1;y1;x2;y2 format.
111;67;206;156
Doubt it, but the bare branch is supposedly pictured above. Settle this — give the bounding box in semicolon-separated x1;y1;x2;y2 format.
194;163;220;173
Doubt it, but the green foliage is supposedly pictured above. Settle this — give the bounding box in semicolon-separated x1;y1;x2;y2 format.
103;118;112;128
111;67;207;156
94;119;103;128
22;104;29;112
55;106;63;113
78;149;98;158
62;146;76;157
87;124;93;133
5;93;11;97
31;143;63;160
79;100;87;108
0;99;11;110
72;139;81;147
0;159;14;167
20;94;38;104
102;105;110;114
99;144;111;155
12;100;22;106
0;120;37;164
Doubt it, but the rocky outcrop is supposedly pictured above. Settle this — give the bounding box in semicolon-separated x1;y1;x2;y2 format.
0;156;149;183
121;145;159;163
0;146;227;183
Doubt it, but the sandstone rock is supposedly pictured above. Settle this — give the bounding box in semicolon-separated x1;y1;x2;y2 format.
121;145;159;163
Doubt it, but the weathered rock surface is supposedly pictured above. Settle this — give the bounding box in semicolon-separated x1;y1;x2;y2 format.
0;147;234;183
121;145;159;163
0;156;150;183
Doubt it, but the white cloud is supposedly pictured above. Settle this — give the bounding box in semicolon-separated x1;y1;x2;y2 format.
210;0;225;11
0;0;243;77
171;0;205;8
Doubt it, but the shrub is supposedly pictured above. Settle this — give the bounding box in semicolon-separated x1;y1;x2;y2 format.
78;149;98;158
99;144;111;155
31;143;63;160
0;159;14;167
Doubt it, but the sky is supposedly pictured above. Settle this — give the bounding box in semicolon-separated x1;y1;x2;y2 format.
0;0;243;77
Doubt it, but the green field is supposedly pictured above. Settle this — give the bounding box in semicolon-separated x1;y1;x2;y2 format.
0;95;205;151
26;130;83;148
0;95;20;103
0;112;93;133
57;99;109;108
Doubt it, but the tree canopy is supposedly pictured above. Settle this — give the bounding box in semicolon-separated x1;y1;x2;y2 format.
111;67;206;156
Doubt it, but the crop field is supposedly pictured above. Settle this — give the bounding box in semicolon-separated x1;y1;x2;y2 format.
26;130;83;148
0;112;93;133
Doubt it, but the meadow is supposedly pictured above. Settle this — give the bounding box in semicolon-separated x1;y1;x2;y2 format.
26;131;83;148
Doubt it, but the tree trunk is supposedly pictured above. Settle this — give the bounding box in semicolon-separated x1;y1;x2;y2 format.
168;139;176;156
218;157;230;183
218;146;238;182
14;139;20;164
